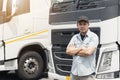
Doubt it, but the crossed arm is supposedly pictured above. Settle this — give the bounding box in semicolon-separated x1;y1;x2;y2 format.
66;44;96;56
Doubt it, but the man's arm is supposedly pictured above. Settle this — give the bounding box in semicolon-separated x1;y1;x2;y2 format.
77;46;96;56
66;44;82;55
77;33;98;57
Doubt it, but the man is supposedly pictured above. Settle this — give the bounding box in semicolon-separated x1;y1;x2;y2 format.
66;16;98;80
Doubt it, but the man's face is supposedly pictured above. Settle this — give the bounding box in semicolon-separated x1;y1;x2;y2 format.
77;21;89;34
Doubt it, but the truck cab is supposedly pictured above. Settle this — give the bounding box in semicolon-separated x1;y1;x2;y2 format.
49;0;120;80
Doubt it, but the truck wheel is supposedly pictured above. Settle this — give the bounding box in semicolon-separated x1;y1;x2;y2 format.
18;51;43;80
0;71;8;75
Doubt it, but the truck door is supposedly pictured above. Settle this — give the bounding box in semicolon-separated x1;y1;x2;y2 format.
0;0;4;62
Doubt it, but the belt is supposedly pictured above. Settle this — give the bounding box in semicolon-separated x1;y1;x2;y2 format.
91;72;95;75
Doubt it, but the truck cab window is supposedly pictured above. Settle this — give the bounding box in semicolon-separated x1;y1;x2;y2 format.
6;0;12;18
0;0;4;24
50;0;100;13
50;0;75;13
1;0;30;23
0;0;3;11
15;0;30;16
76;0;98;9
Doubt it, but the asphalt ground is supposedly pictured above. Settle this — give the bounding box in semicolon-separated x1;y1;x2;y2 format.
0;72;51;80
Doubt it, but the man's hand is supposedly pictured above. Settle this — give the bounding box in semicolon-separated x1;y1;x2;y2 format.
66;44;82;55
76;46;96;56
76;47;87;56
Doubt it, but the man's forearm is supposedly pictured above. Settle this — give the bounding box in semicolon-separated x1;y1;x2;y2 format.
66;47;81;55
77;47;96;56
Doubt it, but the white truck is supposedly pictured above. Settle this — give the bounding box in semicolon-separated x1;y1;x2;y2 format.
0;0;119;80
49;0;120;80
0;0;50;80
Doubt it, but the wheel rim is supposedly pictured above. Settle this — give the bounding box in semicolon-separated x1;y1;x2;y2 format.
23;57;39;74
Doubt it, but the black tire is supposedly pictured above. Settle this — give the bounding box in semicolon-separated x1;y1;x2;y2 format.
18;51;43;80
0;71;8;75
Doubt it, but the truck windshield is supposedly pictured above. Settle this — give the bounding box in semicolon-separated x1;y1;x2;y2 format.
51;0;74;4
50;0;99;13
50;0;75;13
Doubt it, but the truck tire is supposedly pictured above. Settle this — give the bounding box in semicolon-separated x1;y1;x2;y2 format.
18;51;43;80
0;71;8;75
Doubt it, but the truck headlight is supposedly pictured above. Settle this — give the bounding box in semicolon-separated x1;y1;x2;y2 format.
98;51;113;72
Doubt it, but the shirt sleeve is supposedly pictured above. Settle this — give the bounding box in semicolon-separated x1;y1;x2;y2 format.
67;35;76;46
88;34;99;48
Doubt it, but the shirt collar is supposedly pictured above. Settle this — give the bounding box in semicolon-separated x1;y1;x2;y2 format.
79;29;91;37
86;29;91;37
